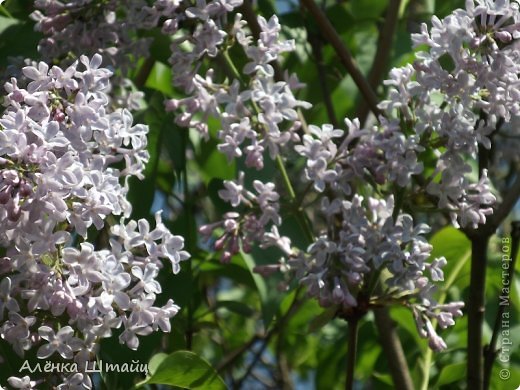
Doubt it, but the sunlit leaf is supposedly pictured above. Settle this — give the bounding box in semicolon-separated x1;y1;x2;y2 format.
137;351;226;390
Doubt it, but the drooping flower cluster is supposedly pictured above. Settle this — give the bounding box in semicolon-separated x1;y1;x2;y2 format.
151;0;309;162
199;172;283;262
0;55;189;388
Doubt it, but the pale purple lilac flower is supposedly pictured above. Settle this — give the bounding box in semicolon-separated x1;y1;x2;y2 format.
0;55;189;388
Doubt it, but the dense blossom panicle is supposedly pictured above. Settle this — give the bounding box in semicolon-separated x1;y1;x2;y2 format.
373;0;520;227
157;1;310;168
0;55;188;388
286;195;461;333
31;0;153;109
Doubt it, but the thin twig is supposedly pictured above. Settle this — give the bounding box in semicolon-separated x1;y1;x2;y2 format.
357;0;402;125
275;344;293;390
134;57;155;89
232;292;304;388
300;0;383;118
216;335;260;373
233;340;271;389
251;370;276;388
308;34;339;128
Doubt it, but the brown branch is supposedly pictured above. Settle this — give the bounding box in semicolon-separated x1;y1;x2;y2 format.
221;291;304;386
300;0;383;118
373;308;415;390
357;0;402;125
232;297;303;389
134;57;155;89
464;123;519;390
467;237;489;390
216;334;260;373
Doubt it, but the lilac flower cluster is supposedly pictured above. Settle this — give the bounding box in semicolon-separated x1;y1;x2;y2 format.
32;0;151;68
31;0;153;109
190;3;487;351
289;194;463;351
377;0;520;227
157;3;311;265
200;172;283;262
153;0;309;163
154;2;311;263
0;55;188;388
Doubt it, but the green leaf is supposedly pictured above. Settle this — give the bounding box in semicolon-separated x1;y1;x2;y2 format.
137;351;226;390
390;306;423;344
372;371;394;385
0;18;40;68
399;0;411;17
350;0;388;20
240;252;267;304
142;28;174;64
490;364;520;390
147;353;169;376
429;226;471;292
145;62;174;96
198;140;236;183
199;257;258;291
435;362;466;385
0;14;17;31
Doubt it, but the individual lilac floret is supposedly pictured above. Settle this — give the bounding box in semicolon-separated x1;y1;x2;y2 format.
7;376;37;390
37;326;83;359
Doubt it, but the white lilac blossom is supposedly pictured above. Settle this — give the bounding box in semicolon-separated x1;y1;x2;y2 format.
0;55;189;388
